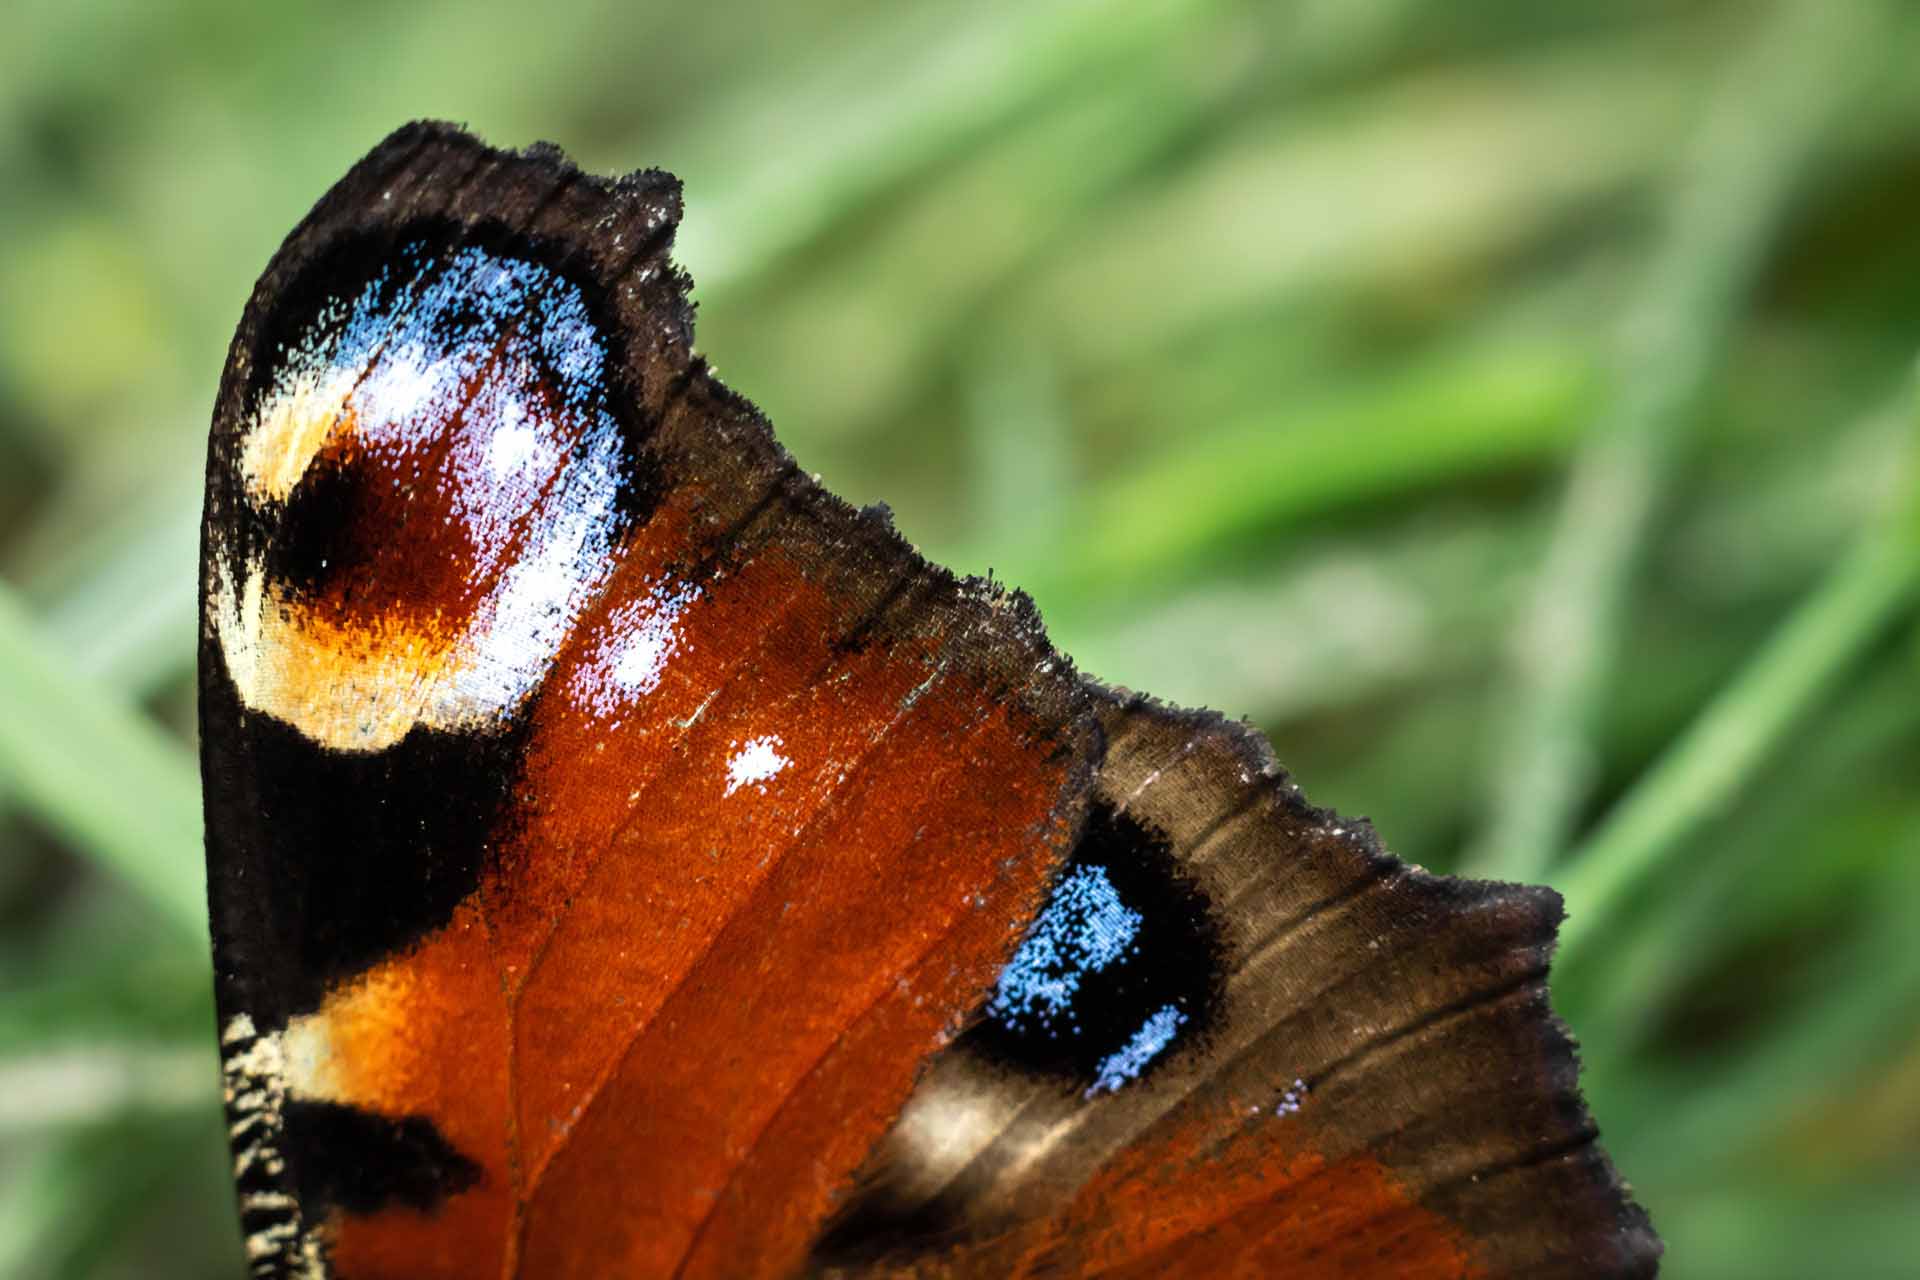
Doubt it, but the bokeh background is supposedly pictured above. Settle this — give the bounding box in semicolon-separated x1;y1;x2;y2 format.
3;0;1918;1275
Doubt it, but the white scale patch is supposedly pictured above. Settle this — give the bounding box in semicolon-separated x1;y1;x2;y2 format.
725;734;791;795
485;417;541;479
568;579;704;720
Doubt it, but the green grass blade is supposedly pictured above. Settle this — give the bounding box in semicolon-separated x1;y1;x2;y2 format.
22;488;200;701
1469;0;1902;880
971;338;1592;616
1556;498;1919;969
0;584;204;942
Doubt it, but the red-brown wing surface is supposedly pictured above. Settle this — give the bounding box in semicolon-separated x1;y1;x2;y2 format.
199;123;1657;1278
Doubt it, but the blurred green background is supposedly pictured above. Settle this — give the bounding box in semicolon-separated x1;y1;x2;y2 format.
3;0;1918;1275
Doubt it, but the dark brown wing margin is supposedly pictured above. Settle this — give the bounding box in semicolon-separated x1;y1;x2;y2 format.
1088;689;1658;1277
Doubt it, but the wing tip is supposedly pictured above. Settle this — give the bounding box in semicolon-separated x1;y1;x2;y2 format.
1080;683;1663;1275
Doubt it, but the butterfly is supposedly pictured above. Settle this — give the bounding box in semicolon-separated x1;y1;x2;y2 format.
198;121;1660;1278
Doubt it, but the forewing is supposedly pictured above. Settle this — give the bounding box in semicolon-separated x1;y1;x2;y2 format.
199;123;1095;1279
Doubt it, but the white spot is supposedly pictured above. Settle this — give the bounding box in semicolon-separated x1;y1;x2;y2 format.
569;581;702;715
1275;1077;1310;1116
486;418;540;478
607;586;697;695
354;340;450;433
280;1011;342;1099
613;628;670;690
891;1088;1007;1166
725;735;790;795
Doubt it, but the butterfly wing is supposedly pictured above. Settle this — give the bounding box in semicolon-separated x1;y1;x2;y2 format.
815;691;1658;1277
200;123;1657;1279
201;123;1094;1278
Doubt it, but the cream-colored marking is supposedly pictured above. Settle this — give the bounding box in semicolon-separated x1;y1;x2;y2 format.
241;1191;299;1211
221;1011;325;1279
280;1009;344;1102
868;1073;1033;1210
233;1141;267;1180
221;1018;286;1102
278;963;425;1112
891;1084;1009;1169
211;557;469;754
239;366;360;503
245;1225;297;1261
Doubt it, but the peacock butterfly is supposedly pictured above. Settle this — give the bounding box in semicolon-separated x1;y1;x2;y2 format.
199;122;1660;1278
